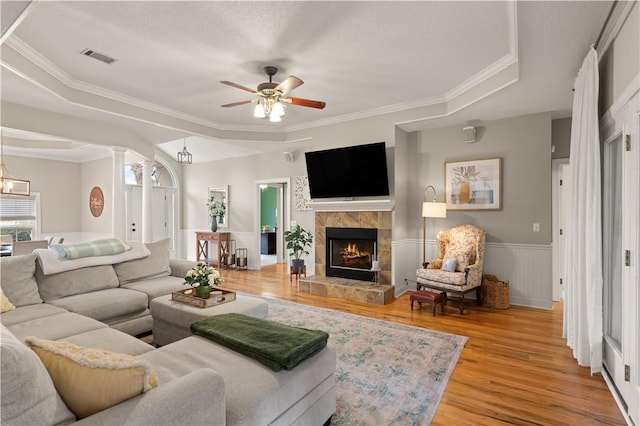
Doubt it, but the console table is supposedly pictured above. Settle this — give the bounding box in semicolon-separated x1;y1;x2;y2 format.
195;231;230;267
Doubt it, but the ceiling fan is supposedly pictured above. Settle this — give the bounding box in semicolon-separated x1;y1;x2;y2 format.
220;66;326;122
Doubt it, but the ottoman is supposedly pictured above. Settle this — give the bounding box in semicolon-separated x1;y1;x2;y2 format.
150;293;269;346
410;290;445;316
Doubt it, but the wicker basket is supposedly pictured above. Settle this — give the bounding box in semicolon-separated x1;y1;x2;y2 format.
481;274;510;309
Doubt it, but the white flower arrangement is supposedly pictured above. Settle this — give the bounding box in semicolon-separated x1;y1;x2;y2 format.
206;194;226;219
184;262;223;288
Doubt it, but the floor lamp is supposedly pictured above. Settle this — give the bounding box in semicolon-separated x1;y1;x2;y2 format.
422;185;447;267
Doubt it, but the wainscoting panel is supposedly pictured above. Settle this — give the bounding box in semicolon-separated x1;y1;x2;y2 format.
393;240;553;309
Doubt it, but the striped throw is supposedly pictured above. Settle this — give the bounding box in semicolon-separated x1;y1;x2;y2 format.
51;238;131;260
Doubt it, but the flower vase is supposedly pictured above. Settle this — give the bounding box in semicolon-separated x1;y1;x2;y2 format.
210;218;218;232
195;285;211;299
458;182;472;203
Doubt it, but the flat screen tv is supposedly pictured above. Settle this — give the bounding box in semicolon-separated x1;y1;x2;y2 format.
304;142;390;199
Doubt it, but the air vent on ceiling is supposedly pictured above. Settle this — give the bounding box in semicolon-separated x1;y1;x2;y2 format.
80;48;116;64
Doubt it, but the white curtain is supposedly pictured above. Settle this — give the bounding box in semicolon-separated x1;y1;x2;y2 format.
562;47;603;374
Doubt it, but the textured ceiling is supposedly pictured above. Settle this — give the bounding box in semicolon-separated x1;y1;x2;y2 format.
0;1;612;162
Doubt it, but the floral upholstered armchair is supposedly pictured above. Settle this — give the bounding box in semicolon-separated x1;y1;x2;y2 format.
416;224;486;314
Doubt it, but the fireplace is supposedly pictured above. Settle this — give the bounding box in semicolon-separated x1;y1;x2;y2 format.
326;227;377;281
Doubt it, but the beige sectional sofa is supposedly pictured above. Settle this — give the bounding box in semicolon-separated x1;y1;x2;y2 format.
0;239;336;426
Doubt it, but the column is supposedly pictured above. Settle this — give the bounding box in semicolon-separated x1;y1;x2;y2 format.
142;160;154;243
112;147;127;240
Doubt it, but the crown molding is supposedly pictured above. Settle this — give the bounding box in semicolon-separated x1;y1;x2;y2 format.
5;37;281;135
5;0;519;138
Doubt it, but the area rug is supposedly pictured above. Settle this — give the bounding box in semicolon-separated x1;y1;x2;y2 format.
264;298;468;426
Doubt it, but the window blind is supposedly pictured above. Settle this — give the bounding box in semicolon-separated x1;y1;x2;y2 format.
0;195;36;221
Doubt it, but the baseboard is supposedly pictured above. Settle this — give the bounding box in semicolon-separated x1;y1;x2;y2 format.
602;367;634;425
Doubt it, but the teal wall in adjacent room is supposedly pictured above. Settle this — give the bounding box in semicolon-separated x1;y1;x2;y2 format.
261;187;277;231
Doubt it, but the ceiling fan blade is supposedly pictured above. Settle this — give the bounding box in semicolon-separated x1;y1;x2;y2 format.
221;100;254;108
283;97;326;109
275;76;303;95
220;81;257;93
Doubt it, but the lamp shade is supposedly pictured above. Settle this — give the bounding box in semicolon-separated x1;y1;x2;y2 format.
422;202;446;218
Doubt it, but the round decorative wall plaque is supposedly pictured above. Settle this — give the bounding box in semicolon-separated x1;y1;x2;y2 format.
89;186;104;217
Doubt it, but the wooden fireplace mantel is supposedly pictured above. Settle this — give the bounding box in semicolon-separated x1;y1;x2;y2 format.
307;199;394;212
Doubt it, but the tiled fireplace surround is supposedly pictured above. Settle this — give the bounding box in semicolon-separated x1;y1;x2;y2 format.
298;211;394;305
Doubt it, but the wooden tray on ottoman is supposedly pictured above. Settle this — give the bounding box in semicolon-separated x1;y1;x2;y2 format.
171;287;236;309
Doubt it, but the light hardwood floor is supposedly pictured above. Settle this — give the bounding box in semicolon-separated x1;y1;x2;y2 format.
219;263;625;425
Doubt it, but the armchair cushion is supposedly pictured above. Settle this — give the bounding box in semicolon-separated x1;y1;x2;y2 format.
417;268;468;286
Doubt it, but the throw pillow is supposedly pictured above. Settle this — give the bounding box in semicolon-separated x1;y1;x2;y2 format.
25;336;158;419
443;247;475;272
0;288;15;313
441;258;458;272
113;238;171;284
0;254;43;307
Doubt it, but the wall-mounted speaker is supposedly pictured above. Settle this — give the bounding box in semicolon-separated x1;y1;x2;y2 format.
283;151;296;162
463;126;476;143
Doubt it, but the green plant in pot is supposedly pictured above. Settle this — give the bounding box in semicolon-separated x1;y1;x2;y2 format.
284;224;313;273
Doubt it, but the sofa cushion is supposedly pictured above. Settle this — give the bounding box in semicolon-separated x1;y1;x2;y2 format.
141;335;336;426
0;253;43;307
121;275;185;304
0;304;68;326
114;238;172;285
25;336;158;419
64;328;155;356
47;288;148;323
1;288;15;313
35;263;120;301
6;311;108;342
1;325;75;426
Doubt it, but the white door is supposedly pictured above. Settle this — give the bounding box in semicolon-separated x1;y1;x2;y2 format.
552;160;569;301
125;186;171;243
602;118;638;423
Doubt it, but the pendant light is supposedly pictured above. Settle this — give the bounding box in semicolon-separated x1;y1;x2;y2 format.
0;129;31;196
177;138;192;164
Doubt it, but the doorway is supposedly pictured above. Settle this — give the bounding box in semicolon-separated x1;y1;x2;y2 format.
255;178;290;268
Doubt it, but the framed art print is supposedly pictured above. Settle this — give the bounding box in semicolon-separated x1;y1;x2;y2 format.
445;157;501;210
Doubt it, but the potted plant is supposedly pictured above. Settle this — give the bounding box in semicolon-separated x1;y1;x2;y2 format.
184;262;224;299
206;194;226;232
284;224;313;273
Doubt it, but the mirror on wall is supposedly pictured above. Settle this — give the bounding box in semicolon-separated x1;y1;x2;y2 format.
207;185;228;228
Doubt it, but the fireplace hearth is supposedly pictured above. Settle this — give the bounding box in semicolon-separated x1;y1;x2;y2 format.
326;227;377;282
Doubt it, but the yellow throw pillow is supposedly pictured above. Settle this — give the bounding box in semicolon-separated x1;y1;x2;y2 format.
0;288;16;313
25;337;158;419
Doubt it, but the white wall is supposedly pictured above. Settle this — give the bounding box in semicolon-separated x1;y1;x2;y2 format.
6;154;82;237
80;157;113;236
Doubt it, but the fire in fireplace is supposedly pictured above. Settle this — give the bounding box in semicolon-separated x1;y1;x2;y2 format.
326;227;377;281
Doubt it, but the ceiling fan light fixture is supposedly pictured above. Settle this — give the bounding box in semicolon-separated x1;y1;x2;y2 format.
220;65;325;122
271;100;285;118
253;101;266;118
269;112;282;123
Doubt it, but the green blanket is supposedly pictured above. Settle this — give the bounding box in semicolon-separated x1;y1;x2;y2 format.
190;313;329;371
